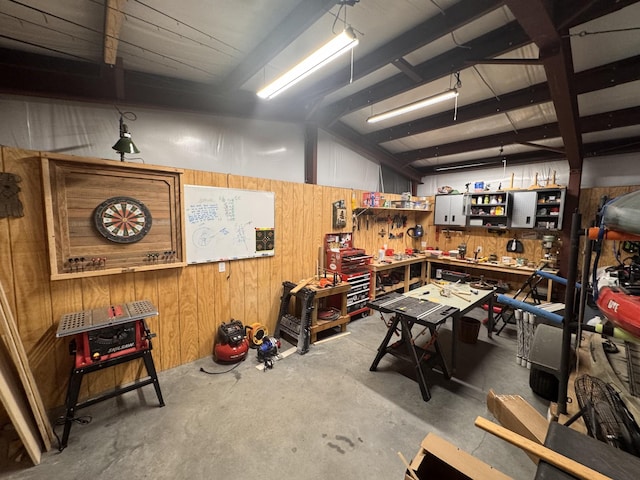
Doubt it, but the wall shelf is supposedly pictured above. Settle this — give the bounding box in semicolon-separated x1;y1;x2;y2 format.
354;206;432;216
467;192;511;228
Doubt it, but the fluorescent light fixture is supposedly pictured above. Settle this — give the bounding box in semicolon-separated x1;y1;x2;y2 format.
434;161;497;171
367;89;459;124
257;28;358;100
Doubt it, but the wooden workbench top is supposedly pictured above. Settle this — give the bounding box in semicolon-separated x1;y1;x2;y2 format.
305;281;351;296
369;253;557;276
428;256;558;276
369;254;429;269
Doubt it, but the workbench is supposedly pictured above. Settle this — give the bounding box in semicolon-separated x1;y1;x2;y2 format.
368;254;429;301
368;254;558;303
306;282;351;343
425;256;558;302
279;281;352;347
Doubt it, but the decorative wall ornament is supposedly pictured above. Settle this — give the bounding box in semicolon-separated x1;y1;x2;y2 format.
0;172;24;218
333;200;347;229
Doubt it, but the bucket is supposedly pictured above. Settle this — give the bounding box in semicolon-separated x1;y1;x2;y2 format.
458;316;481;344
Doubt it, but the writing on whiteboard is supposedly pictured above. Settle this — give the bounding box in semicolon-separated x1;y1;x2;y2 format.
184;185;275;264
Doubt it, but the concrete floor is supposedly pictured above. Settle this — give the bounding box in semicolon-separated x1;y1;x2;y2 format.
1;309;549;479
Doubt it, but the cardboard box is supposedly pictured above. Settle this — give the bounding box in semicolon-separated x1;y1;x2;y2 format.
404;433;512;479
486;389;549;464
362;192;382;207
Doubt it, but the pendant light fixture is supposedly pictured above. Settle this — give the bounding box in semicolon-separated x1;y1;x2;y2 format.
112;111;140;162
257;27;359;100
367;89;459;124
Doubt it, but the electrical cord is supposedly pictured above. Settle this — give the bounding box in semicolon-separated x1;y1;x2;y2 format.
199;357;245;375
53;414;93;452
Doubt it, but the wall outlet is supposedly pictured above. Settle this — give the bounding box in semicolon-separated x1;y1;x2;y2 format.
476;246;482;253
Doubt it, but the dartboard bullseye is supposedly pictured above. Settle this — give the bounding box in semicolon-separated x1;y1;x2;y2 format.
94;196;152;243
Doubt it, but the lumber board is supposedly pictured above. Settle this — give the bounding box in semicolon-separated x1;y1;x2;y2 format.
0;282;54;450
475;416;612;480
0;343;41;465
196;263;216;359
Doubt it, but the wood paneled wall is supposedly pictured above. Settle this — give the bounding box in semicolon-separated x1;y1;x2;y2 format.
0;147;372;413
0;145;637;420
352;203;550;268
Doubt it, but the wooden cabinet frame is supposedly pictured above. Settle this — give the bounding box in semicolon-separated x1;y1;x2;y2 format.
41;154;186;280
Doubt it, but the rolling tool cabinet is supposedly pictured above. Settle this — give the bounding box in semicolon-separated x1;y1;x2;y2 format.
324;232;372;317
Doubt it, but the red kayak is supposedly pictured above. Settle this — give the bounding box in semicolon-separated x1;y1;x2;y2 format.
597;286;640;338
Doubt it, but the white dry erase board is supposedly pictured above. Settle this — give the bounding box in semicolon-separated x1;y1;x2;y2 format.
184;185;275;264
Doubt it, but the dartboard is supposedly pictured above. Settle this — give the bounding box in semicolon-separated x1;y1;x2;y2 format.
94;196;152;243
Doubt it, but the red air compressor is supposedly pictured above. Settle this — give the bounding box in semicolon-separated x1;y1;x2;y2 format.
214;320;249;363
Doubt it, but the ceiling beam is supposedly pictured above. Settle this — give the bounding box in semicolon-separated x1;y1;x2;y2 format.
558;0;640;29
391;58;423;83
0;47;307;122
103;0;126;65
466;58;544;66
506;0;584;171
518;141;565;154
417;135;640;175
216;0;337;92
418;151;562;176
583;137;640;157
308;0;635;126
366;54;640;144
315;21;531;125
397;106;640;164
366;83;551;145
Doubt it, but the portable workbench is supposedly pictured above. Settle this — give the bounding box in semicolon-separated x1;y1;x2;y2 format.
368;282;495;401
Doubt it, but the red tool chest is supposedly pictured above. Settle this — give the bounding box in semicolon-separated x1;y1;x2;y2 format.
324;233;372;316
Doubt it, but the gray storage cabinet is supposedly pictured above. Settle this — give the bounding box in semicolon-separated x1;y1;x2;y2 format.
511;188;565;230
511;190;538;228
434;194;466;226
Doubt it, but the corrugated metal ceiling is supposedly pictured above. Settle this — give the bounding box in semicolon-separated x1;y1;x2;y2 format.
0;0;639;181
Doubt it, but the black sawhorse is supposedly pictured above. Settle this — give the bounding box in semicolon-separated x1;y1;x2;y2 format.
369;311;453;402
60;345;165;450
